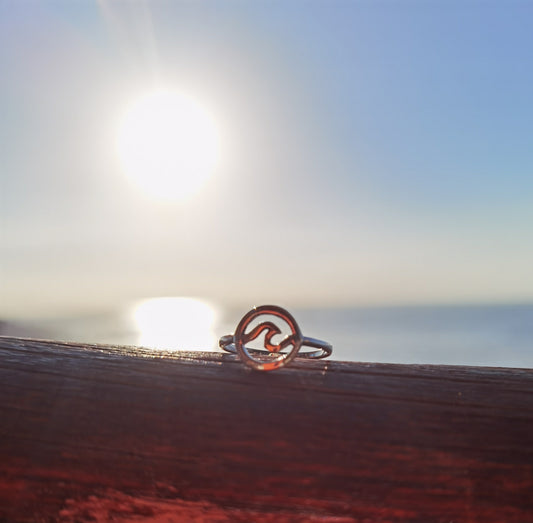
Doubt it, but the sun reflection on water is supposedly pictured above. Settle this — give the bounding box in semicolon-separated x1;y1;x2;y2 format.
132;297;217;350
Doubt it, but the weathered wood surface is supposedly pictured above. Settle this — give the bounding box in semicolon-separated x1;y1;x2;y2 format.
0;336;532;522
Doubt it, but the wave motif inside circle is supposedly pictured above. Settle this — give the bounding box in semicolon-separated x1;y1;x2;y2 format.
243;321;297;353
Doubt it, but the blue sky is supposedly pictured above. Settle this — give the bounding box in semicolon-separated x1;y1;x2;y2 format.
1;1;532;317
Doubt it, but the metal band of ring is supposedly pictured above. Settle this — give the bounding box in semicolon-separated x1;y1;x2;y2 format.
219;335;332;360
219;305;333;371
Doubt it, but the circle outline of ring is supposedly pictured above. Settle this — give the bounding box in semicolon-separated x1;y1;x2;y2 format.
234;305;302;372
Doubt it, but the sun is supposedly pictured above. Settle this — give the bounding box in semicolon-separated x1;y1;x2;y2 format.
116;89;220;201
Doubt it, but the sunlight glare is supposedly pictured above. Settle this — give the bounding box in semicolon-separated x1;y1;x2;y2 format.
133;297;217;350
116;89;220;201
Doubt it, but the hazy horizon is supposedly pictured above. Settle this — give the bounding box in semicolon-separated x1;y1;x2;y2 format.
2;292;533;322
2;299;532;369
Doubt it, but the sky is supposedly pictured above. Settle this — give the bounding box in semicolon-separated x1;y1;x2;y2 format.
1;1;533;318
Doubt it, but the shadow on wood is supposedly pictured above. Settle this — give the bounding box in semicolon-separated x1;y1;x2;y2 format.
1;336;532;522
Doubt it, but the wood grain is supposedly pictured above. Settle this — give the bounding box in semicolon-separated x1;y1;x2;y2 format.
1;336;532;522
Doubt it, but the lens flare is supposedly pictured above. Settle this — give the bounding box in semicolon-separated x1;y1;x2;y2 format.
132;297;216;350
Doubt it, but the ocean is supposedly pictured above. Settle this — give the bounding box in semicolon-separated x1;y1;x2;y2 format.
2;299;532;368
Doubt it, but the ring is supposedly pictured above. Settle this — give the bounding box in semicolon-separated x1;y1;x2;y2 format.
219;305;332;371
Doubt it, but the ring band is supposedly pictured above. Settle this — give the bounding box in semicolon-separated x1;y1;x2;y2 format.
219;305;332;371
219;335;332;360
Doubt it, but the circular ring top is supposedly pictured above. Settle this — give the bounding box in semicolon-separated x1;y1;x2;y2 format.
234;305;302;371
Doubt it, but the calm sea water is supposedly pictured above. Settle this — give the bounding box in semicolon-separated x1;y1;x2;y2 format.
2;300;532;368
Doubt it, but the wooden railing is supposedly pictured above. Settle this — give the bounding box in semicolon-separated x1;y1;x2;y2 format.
1;336;532;522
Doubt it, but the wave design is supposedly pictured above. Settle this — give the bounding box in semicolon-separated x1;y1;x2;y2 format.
243;321;296;353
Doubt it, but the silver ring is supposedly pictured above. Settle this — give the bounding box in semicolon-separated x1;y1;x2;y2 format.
219;305;332;371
